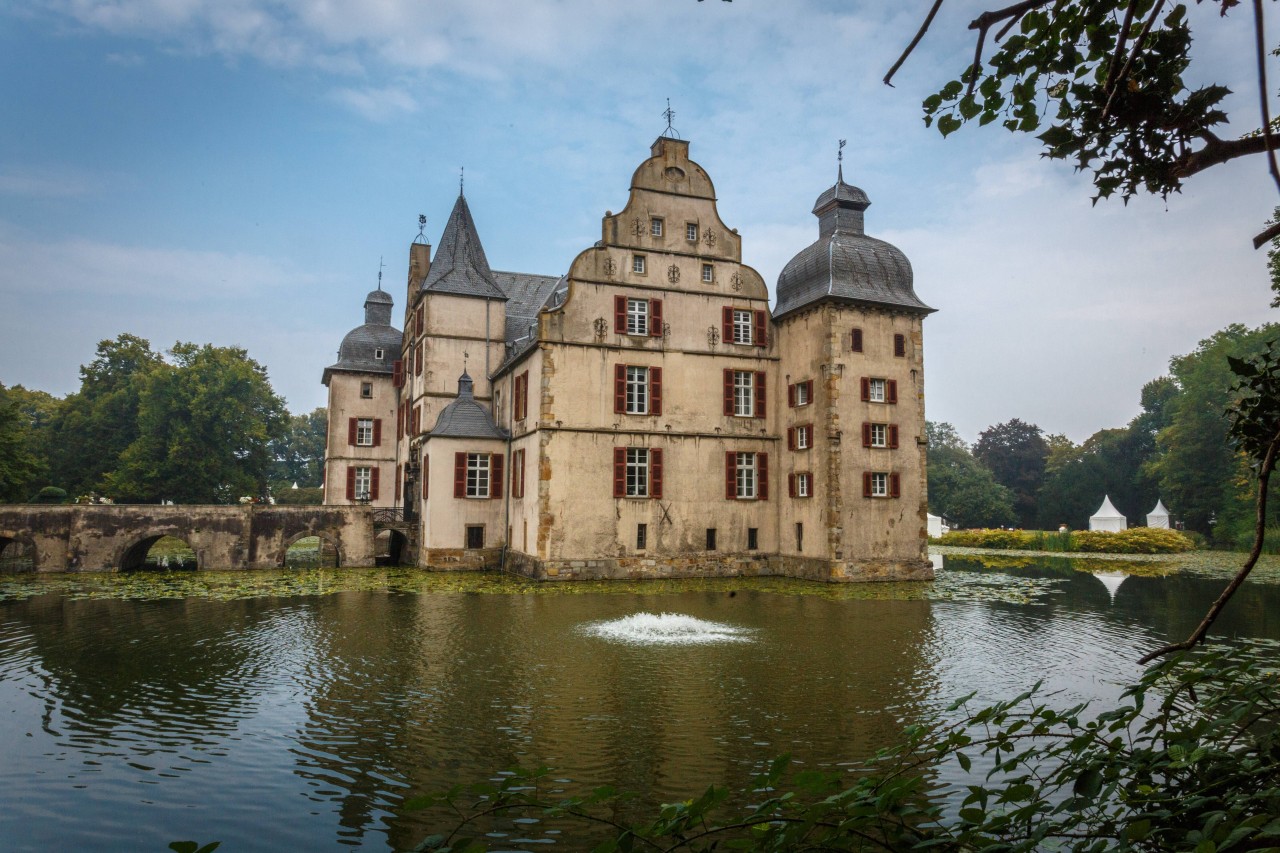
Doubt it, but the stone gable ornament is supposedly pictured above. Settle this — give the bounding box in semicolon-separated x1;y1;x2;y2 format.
730;272;742;292
667;264;680;284
603;256;617;278
632;217;645;238
702;227;716;247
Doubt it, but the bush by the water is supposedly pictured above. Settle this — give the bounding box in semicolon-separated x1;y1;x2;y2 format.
937;527;1194;554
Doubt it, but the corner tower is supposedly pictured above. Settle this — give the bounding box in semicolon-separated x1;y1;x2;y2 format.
773;168;935;580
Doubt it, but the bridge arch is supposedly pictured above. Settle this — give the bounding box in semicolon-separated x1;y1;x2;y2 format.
116;534;200;572
277;532;341;569
0;534;36;572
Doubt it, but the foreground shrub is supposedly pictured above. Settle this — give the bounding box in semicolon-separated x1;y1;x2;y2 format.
405;642;1280;852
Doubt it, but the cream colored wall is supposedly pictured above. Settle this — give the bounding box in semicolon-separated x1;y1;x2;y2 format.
323;371;398;506
774;309;831;558
421;436;508;550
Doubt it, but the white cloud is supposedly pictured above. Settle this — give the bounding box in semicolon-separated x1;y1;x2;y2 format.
328;85;418;121
0;167;102;198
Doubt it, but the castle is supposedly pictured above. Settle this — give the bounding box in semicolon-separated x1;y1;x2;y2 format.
323;137;935;581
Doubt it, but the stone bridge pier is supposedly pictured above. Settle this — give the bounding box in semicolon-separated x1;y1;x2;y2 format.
0;505;377;572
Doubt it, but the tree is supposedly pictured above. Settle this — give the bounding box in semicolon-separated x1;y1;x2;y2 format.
926;421;1018;527
974;418;1048;527
270;407;327;489
0;384;42;502
108;343;288;503
888;0;1280;253
46;334;162;496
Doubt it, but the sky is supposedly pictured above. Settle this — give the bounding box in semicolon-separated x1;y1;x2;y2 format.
0;0;1275;444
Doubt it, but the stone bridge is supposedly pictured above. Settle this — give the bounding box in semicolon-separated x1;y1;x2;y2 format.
0;505;379;572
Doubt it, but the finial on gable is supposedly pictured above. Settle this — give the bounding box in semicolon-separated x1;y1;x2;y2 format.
661;98;680;139
837;138;847;183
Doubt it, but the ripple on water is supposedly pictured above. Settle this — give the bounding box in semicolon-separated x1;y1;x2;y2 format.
578;612;754;646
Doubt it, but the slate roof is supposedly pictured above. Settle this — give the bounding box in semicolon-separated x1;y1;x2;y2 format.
422;194;507;300
493;274;567;376
430;371;508;439
323;288;402;384
774;177;934;320
496;270;562;347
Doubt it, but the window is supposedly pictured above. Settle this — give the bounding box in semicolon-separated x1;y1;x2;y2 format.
632;255;646;274
894;333;906;357
686;222;699;242
613;447;663;499
636;523;648;550
861;377;898;404
356;417;374;446
702;263;713;282
614;365;662;415
614;296;663;337
725;451;768;500
454;453;503;500
796;523;804;552
650;218;663;237
706;528;717;551
353;466;373;501
723;369;765;418
788;424;813;450
851;328;864;353
789;472;812;498
374;347;384;360
747;528;758;550
863;472;901;499
512;449;525;498
863;422;899;449
788;380;813;407
722;307;767;346
465;526;485;549
514;372;528;421
361;382;373;399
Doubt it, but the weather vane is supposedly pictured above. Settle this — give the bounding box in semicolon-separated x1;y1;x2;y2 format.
662;98;680;139
463;350;469;371
459;166;465;196
417;214;427;241
838;138;847;181
377;256;385;290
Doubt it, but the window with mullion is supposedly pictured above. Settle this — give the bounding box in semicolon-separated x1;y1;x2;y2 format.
354;467;372;500
626;298;649;336
626;448;649;497
736;452;757;499
626;366;649;414
870;472;888;497
732;309;753;344
870;423;888;448
733;371;754;417
356;418;374;446
466;453;490;498
868;378;887;403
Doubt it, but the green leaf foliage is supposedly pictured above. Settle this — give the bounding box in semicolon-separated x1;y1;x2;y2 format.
926;422;1017;529
973;419;1048;528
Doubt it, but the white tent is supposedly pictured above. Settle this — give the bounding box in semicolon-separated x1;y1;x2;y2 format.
1089;495;1128;532
927;513;949;538
1146;499;1170;529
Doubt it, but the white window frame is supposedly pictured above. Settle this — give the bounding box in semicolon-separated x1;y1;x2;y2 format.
650;218;663;237
374;348;384;360
795;382;810;406
796;472;811;497
732;309;754;345
625;366;650;415
735;452;758;500
354;466;372;501
868;378;887;403
626;448;650;498
796;425;811;450
360;382;373;399
870;423;888;448
626;298;649;336
870;472;889;497
466;453;491;499
701;263;714;282
733;371;754;417
355;417;374;446
632;255;646;274
686;222;698;242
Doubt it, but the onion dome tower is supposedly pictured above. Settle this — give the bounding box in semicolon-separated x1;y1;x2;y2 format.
323;287;402;384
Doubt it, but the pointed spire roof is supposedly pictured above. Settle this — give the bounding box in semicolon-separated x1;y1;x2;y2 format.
421;193;507;300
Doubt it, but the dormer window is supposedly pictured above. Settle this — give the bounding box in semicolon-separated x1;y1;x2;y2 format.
374;348;384;360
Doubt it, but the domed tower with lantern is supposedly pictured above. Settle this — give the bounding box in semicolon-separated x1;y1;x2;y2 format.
772;163;936;580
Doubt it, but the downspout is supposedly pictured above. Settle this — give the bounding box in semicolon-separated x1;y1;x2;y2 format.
502;369;512;575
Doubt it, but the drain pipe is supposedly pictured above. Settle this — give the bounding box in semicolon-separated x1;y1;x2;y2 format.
500;361;513;575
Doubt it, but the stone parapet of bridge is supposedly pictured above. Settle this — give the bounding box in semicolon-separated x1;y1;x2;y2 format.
0;505;377;572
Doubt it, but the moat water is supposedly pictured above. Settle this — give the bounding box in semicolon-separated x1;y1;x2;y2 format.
2;551;1279;851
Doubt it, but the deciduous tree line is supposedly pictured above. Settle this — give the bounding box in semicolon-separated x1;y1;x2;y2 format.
0;334;326;504
929;322;1280;547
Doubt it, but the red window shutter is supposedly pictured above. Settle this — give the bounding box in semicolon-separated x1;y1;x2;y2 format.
517;373;528;420
788;473;796;498
415;342;423;375
422;456;429;499
417;406;423;434
396;464;402;500
613;448;626;498
516;450;525;498
890;473;901;498
650;367;662;415
894;334;906;357
491;454;503;499
651;448;663;499
862;422;872;447
723;369;734;416
650;299;663;337
396;404;404;440
863;472;873;498
787;427;796;451
370;467;380;501
852;328;863;352
861;377;871;401
889;424;900;449
614;364;626;414
373;419;382;447
804;380;814;402
454;453;466;498
722;306;733;343
754;372;766;419
347;417;357;446
725;452;737;500
758;453;769;500
346;466;355;501
416;305;424;336
753;310;767;346
888;380;899;404
788;383;796;408
393;360;404;388
614;295;627;334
